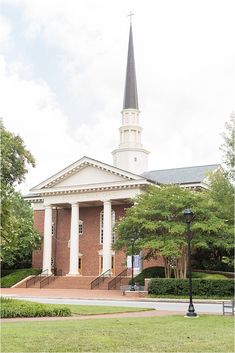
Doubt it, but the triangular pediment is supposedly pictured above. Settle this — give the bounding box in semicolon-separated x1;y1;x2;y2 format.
54;165;126;187
30;156;146;192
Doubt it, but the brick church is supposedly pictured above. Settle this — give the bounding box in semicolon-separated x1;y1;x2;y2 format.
27;23;219;285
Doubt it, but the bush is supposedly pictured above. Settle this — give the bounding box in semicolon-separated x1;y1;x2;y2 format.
0;268;41;288
148;278;234;298
1;298;71;318
129;266;165;286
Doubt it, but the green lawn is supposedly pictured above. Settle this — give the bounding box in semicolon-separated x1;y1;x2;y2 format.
1;315;234;352
64;304;151;315
191;272;227;279
1;297;151;318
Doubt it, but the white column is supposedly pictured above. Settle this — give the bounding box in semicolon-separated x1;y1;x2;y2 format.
68;203;79;276
102;200;112;274
42;205;52;275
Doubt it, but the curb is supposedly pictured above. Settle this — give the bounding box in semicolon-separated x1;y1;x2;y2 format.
1;294;227;304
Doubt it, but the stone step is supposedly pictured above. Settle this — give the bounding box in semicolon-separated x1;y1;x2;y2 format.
14;275;131;290
46;276;97;289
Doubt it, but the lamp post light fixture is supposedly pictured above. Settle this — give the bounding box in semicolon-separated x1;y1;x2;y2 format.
183;208;198;317
130;238;136;291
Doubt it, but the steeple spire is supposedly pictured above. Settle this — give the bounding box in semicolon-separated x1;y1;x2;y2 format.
123;23;139;109
112;18;149;175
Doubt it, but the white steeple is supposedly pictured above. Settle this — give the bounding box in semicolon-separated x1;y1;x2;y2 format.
112;22;149;175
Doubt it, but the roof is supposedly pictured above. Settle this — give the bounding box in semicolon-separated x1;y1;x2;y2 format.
142;164;220;185
123;24;139;109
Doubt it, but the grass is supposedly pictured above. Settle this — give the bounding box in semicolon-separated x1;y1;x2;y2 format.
132;266;229;286
0;268;41;288
1;315;234;352
191;272;227;279
1;297;151;318
63;304;151;315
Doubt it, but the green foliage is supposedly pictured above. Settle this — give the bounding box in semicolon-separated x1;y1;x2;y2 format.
0;121;35;186
115;185;233;278
220;112;235;179
1;188;41;268
129;266;166;286
148;278;234;298
192;170;234;271
1;268;41;288
207;170;234;224
130;267;227;286
0;298;71;318
0;122;40;268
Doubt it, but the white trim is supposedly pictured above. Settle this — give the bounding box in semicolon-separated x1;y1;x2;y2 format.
30;156;146;191
30;179;151;196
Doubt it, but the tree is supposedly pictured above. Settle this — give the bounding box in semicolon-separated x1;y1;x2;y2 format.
1;189;40;268
1;121;40;268
220;112;235;180
114;185;233;278
193;170;234;271
1;121;35;186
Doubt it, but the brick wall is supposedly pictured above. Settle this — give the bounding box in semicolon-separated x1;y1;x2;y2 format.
32;203;164;276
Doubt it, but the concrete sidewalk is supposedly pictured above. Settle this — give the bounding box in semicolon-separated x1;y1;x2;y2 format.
0;287;226;304
1;288;128;300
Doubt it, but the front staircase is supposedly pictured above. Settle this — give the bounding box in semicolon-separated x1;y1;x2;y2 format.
15;269;131;290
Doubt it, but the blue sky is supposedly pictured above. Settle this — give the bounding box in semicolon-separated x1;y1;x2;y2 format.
0;0;234;192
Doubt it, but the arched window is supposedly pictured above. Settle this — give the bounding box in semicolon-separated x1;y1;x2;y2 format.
100;210;115;244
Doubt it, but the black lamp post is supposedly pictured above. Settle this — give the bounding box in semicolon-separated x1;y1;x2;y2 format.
130;238;136;291
183;208;197;317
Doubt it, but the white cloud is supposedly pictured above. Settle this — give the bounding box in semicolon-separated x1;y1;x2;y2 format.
0;14;12;51
0;52;117;193
0;0;235;192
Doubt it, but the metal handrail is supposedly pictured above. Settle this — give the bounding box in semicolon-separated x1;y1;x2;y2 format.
40;273;55;288
90;269;111;289
108;268;128;290
25;269;48;288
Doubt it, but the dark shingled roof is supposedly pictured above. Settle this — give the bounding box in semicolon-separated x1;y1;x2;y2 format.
142;164;220;185
123;24;139;109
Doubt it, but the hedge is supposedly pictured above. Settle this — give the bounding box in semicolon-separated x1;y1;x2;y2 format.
129;266;165;286
0;268;41;288
148;278;234;297
1;298;71;318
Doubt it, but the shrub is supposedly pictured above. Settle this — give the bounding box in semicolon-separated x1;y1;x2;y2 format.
148;278;234;298
1;268;41;288
129;266;165;286
1;298;71;318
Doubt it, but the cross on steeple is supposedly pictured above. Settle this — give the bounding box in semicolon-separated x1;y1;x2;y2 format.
127;11;135;24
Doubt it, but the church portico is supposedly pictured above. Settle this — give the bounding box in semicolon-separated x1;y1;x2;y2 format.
30;169;148;278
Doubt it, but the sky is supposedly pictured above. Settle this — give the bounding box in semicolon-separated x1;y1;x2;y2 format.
0;0;234;193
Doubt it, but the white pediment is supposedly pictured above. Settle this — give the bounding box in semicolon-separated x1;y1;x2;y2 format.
30;156;146;192
55;165;125;187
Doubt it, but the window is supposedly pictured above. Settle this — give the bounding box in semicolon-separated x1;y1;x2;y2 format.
100;212;104;244
111;255;114;271
100;210;115;244
99;255;103;274
112;211;115;243
78;256;82;271
79;220;83;235
99;255;115;274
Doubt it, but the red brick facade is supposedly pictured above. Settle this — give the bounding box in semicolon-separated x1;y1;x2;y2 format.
32;204;163;276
